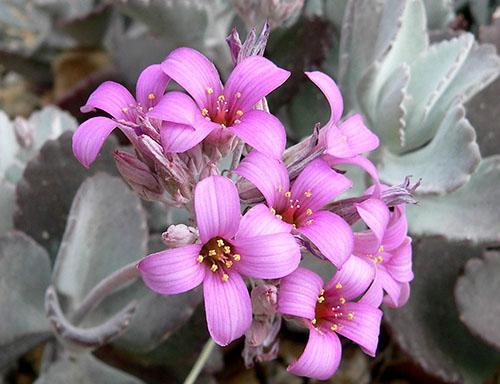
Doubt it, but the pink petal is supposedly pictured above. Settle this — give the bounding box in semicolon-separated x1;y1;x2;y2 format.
383;206;408;250
353;231;380;256
138;244;205;295
148;91;202;126
236;204;292;239
160;121;216;153
230;110;286;159
278;268;323;320
298;211;353;268
326;154;380;182
355;198;390;243
377;266;404;306
194;176;241;243
359;275;384;308
203;270;252;346
232;233;300;279
325;114;379;158
325;255;374;301
305;71;343;126
384;237;413;282
235;150;289;208
288;327;342;380
292;158;352;214
384;282;410;308
135;64;170;108
81;81;136;120
224;56;290;112
72;117;117;168
161;47;223;108
335;302;382;356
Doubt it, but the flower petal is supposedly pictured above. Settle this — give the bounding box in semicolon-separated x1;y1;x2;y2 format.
325;255;374;301
359;275;384;308
305;71;343;126
278;267;323;320
235;150;289;207
383;206;408;250
81;81;136;120
230;110;286;159
232;233;300;279
72;117;117;168
288;327;342;381
135;64;170;108
224;56;290;112
335;302;382;356
377;266;404;306
325;114;379;158
138;244;205;295
298;211;353;268
355;198;390;243
326;154;380;182
384;236;413;282
384;282;410;308
204;270;252;346
161;47;223;108
353;231;380;256
292;158;352;214
160;121;216;153
195;176;241;243
148;91;202;126
236;204;292;239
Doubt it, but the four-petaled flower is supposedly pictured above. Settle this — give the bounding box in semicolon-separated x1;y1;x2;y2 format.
73;65;170;168
149;47;289;158
236;151;353;267
278;258;382;380
138;175;301;346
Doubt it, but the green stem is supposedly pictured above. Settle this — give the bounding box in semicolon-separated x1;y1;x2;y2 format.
183;338;217;384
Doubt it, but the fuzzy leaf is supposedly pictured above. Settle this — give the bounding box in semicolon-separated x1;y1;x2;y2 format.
0;232;51;369
455;251;500;351
385;237;500;383
52;173;148;308
35;353;144;384
378;103;480;193
14;131;118;259
407;156;500;243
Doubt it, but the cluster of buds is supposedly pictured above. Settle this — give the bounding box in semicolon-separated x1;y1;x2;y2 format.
73;27;417;380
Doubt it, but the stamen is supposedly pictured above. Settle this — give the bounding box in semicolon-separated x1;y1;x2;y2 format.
276;214;283;220
235;92;241;98
305;219;314;225
197;255;204;263
339;297;346;305
317;296;325;303
148;107;153;111
205;117;211;121
304;191;312;198
347;312;354;321
270;207;276;214
207;87;214;94
233;254;241;261
335;283;342;289
222;273;229;282
118;119;127;123
225;260;233;268
122;107;129;113
233;119;241;124
223;246;231;254
147;93;155;100
278;185;283;192
208;249;216;256
201;108;209;116
217;239;225;247
210;264;218;272
330;324;338;331
218;95;225;102
306;208;313;216
236;110;243;116
311;318;317;325
284;191;291;198
220;123;226;128
379;245;385;252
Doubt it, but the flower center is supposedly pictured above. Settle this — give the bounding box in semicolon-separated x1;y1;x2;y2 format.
201;89;243;128
271;188;314;227
310;286;355;334
197;237;241;282
367;245;385;264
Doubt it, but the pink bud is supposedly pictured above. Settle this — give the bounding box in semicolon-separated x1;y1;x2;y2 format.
251;284;278;317
162;224;198;247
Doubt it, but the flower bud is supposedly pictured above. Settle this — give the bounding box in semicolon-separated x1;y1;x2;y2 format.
251;284;278;317
162;224;198;247
231;0;304;29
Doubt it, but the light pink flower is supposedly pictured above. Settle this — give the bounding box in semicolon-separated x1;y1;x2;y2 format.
73;65;170;168
138;175;301;346
278;258;382;380
153;47;290;158
236;151;353;267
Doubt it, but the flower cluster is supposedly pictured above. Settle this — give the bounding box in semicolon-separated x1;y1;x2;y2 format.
73;30;415;380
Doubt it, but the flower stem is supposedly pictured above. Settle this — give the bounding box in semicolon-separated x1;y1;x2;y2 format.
183;338;217;384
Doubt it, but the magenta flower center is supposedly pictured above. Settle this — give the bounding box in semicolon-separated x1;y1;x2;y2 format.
272;188;314;228
197;237;241;282
201;88;244;128
310;286;355;333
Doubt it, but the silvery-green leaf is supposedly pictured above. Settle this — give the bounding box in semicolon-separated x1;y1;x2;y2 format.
378;103;480;194
423;0;453;30
14;131;118;259
52;173;148;308
0;110;19;178
0;180;15;234
0;232;51;369
407;156;500;243
455;251;500;351
385;237;500;384
323;0;349;31
35;353;144;384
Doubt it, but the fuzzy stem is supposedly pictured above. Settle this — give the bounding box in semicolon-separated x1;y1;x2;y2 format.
183;338;217;384
71;261;140;325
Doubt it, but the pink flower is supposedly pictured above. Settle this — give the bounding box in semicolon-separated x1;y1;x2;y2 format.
306;71;380;180
73;65;170;168
152;47;289;158
353;195;413;308
138;175;301;346
278;258;382;380
236;151;353;267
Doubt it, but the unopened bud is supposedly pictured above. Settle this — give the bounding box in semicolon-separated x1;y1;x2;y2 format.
231;0;304;29
162;224;198;247
251;284;278;317
226;23;270;65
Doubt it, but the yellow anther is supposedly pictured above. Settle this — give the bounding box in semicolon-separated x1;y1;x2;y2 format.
147;93;155;100
208;249;216;256
311;318;317;325
217;239;225;247
339;297;346;305
148;107;154;111
276;214;283;220
207;87;213;94
223;246;231;254
233;254;241;261
220;123;226;128
347;312;354;321
330;324;338;331
210;264;218;272
197;255;204;263
201;108;209;116
306;208;313;216
122;107;129;113
292;223;297;229
317;296;325;303
367;253;373;259
304;191;312;198
379;245;385;252
335;283;342;289
118;119;127;123
235;92;241;98
284;191;291;198
236;110;243;116
306;219;314;225
218;95;225;101
225;260;233;268
278;185;283;192
222;273;229;282
376;256;384;263
233;119;241;124
270;207;276;215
